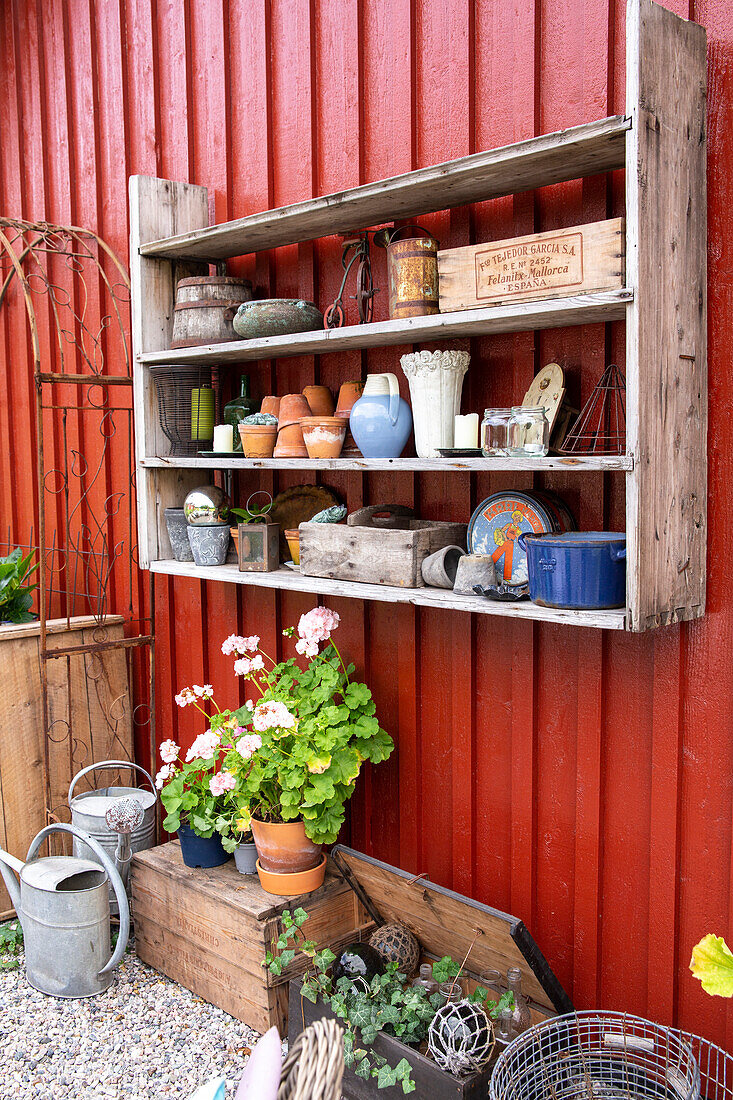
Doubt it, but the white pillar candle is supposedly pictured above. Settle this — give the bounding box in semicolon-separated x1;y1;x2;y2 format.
454;413;479;448
213;424;234;452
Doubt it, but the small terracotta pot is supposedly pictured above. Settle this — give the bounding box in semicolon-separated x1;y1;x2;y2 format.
256;854;327;896
335;380;365;417
250;817;322;874
302;385;335;416
278;393;312;429
299;416;347;459
260;395;281;418
273;423;308;458
284;529;301;564
238;423;277;458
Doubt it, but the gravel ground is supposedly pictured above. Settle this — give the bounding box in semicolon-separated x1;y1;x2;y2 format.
0;942;268;1100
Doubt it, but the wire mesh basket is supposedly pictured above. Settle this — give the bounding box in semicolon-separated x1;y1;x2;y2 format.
490;1012;701;1100
672;1030;733;1100
150;364;217;455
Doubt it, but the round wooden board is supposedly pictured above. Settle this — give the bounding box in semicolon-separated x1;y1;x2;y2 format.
523;362;565;433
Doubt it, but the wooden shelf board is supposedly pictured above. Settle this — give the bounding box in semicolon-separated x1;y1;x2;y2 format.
141;454;633;472
149;560;627;630
138;289;633;367
139;116;630;260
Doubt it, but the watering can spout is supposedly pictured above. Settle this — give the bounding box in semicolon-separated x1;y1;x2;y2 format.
0;849;25;928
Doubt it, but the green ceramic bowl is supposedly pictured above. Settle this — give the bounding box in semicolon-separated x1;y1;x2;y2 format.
233;299;324;340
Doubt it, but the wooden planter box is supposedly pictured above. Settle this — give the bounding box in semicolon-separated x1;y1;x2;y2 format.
288;845;573;1099
131;841;370;1032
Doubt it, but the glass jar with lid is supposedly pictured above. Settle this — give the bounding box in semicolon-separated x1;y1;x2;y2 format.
507;406;550;457
481;408;512;456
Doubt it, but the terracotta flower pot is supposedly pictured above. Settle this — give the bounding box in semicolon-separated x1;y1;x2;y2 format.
302;385;335;416
273;422;308;458
250;817;322;874
299;416;347;459
260;395;281;418
256;854;327;896
278;393;312;429
284;529;301;565
335;380;365;417
238;423;277;458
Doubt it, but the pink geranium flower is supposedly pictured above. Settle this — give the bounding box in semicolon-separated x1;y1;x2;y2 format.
252;700;296;732
155;763;174;790
185;730;220;762
221;634;260;656
159;739;179;764
209;770;236;796
296;607;340;653
234;654;265;677
235;733;262;760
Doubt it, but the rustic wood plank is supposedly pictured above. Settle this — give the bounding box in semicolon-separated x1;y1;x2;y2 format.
138;117;630;260
140;454;633;472
438;218;625;310
625;0;707;631
148;559;627;629
128;175;210;566
137;289;633;367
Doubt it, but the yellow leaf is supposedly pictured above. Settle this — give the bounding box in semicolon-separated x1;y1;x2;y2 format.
306;753;332;774
690;934;733;997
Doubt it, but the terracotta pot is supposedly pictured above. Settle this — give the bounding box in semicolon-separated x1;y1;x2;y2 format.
256;854;327;896
273;422;308;458
299;416;346;459
260;395;281;418
238;423;277;458
284;529;301;565
302;385;335;416
250;817;322;873
335;380;365;417
278;393;312;429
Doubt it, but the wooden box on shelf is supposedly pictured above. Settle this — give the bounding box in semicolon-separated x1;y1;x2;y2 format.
130;841;370;1032
237;520;280;572
299;505;468;589
288;845;573;1100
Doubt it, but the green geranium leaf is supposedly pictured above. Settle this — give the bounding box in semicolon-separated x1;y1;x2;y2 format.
690;934;733;997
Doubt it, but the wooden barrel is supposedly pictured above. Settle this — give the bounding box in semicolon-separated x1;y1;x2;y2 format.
172;275;252;347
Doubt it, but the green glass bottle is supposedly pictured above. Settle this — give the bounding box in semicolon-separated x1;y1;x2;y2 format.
223;374;259;452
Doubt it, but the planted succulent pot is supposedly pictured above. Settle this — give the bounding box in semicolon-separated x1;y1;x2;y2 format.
302;385;335;416
165;508;194;562
238;423;277;458
274;422;308;458
187;522;230;566
284;529;301;565
255;854;327;896
300;416;347;459
178;821;229;868
250;817;322;874
233;841;259;875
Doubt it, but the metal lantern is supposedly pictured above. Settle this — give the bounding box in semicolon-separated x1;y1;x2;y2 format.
428;999;494;1077
237;521;279;572
184;484;230;525
369;921;420;975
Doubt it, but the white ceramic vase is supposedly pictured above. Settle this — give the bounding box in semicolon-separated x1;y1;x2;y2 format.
399;350;470;458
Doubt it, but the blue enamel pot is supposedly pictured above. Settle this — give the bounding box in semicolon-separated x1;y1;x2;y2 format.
517;531;627;610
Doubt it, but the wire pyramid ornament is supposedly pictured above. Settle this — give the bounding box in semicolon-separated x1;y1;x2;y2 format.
560;363;627;455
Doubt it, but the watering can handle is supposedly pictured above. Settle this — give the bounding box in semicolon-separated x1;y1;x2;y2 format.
68;759;156;808
26;822;130;977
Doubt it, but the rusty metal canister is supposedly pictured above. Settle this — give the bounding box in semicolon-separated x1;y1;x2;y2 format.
387;226;439;319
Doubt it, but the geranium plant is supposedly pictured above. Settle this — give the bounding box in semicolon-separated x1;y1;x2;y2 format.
219;607;394;846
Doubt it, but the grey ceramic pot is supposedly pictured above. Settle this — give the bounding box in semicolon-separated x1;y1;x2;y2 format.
233;299;323;339
421;544;466;588
234;842;258;875
453;554;496;595
165;508;194;562
187;522;230;566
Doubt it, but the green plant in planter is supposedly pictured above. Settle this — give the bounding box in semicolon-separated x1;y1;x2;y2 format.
0;919;23;970
0;548;38;624
264;909;515;1093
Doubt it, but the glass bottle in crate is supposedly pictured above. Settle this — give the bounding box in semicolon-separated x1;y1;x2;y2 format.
411;963;439;995
481;408;512;456
438;981;462;1005
223;374;259;452
506;966;531;1035
495;1007;514;1050
507;405;550;457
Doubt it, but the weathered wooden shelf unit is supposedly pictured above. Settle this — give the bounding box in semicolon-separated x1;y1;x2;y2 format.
130;0;707;633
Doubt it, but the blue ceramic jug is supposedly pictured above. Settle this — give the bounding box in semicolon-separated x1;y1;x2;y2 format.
349;373;412;459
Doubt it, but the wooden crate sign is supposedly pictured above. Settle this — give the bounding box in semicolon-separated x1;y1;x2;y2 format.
438;218;625;310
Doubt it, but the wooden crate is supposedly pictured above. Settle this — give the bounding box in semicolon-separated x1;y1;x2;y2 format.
438;217;625;311
131;841;371;1033
288;845;573;1099
299;505;467;588
0;614;134;917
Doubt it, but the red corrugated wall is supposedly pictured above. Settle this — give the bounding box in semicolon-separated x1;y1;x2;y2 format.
2;0;732;1044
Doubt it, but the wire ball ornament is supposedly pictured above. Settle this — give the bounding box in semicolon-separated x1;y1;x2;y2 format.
489;1012;701;1100
369;921;420;976
428;999;495;1077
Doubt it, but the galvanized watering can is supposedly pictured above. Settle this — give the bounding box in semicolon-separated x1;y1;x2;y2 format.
0;822;130;998
68;759;157;912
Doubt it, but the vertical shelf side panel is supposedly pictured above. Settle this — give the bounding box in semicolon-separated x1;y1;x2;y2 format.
129;176;210;566
625;0;708;631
